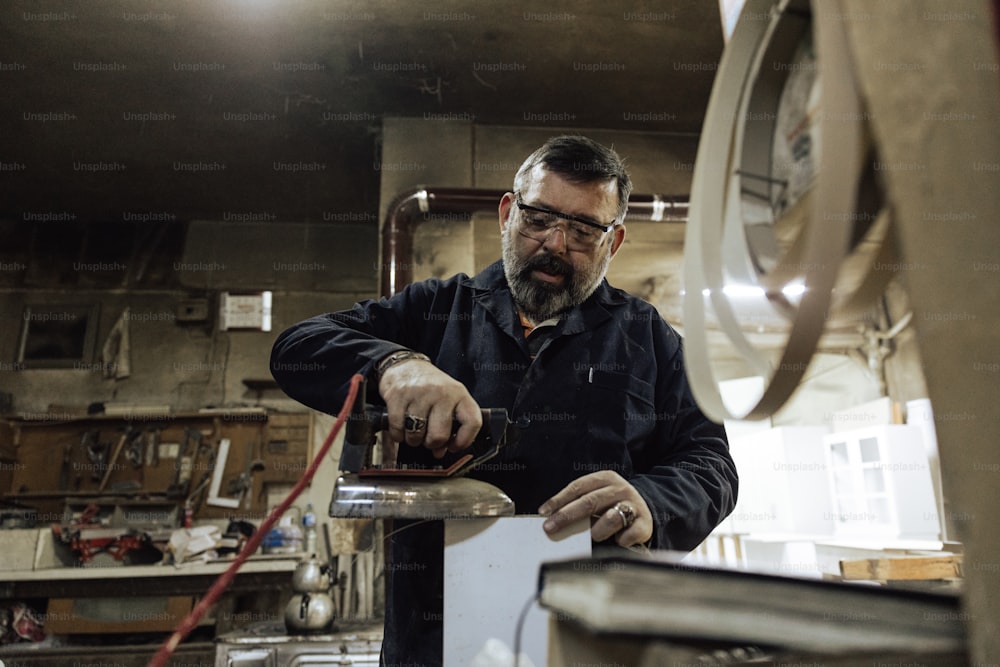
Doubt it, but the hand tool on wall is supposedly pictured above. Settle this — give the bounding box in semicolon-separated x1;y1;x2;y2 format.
98;426;139;493
167;427;201;498
85;431;106;483
206;437;266;509
228;440;266;510
146;427;161;467
194;437;213;476
186;475;211;514
75;430;98;489
126;430;145;469
58;441;72;492
183;427;203;492
125;428;146;486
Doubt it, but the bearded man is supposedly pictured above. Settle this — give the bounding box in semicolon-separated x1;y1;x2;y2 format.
270;135;738;666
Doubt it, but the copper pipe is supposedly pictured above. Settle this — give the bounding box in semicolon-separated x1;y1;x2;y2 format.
380;187;505;297
625;193;690;222
380;187;689;298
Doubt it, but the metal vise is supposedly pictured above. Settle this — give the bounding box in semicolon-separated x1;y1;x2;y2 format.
340;376;514;478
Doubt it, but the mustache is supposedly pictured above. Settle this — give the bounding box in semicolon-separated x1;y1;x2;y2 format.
522;252;574;278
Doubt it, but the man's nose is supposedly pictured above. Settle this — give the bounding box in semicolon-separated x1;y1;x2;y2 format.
541;225;568;254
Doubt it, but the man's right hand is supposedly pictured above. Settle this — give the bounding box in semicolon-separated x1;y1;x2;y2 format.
378;358;483;458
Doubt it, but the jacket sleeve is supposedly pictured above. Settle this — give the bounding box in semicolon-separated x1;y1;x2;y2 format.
628;331;738;552
269;281;439;415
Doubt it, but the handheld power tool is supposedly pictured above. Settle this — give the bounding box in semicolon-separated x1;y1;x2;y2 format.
329;376;517;519
340;377;515;478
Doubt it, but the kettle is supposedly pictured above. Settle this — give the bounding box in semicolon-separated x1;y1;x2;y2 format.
291;555;331;592
285;554;337;634
284;591;335;634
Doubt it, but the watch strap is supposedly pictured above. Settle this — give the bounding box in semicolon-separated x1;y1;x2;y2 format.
374;350;431;382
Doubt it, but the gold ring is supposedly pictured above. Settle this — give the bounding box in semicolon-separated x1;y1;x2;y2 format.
613;502;636;531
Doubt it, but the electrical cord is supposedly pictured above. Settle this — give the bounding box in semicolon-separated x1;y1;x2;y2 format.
512;589;541;667
148;373;364;667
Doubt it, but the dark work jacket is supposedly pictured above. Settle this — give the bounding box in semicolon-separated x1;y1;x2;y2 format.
270;260;738;666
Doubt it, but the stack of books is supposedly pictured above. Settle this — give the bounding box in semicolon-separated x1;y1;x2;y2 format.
538;553;966;665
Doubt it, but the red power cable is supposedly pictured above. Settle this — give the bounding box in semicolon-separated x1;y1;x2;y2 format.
149;373;364;667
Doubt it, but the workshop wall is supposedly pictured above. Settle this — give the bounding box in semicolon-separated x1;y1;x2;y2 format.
0;250;375;416
1;118;895;426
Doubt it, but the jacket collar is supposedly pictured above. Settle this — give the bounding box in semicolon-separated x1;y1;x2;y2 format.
467;260;625;338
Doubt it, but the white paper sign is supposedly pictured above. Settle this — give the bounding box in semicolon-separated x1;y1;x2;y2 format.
444;516;591;667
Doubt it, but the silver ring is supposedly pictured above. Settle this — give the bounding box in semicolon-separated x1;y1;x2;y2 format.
404;414;427;433
613;502;636;531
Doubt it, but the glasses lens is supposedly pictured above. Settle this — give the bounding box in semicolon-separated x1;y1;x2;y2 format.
518;207;603;250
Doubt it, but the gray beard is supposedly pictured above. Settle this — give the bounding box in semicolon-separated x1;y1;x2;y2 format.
501;227;612;323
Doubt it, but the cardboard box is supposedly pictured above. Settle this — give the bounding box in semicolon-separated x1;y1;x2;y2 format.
0;528;40;571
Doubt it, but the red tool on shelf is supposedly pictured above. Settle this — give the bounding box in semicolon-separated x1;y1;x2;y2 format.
50;503;150;565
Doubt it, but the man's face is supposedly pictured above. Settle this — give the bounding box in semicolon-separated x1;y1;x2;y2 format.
499;165;626;322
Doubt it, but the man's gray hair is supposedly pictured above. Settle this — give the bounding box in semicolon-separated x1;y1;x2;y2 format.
512;135;633;224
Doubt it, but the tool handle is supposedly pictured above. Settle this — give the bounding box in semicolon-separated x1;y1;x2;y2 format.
97;431;130;492
346;408;510;477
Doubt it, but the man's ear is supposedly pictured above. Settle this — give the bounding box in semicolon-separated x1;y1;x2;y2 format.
608;224;627;259
498;192;515;233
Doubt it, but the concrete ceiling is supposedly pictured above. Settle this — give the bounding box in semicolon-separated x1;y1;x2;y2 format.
0;2;880;401
0;0;724;221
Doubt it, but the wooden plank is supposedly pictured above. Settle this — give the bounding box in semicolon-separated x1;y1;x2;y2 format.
840;555;963;581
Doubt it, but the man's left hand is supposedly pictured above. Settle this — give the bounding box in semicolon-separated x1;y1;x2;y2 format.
538;471;653;548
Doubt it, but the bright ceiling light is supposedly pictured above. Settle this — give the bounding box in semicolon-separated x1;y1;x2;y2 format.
691;281;806;298
781;281;806;297
722;284;763;298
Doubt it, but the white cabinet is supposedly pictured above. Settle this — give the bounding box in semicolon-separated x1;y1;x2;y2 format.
823;425;940;539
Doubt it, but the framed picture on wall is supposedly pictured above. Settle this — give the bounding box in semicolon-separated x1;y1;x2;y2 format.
16;304;99;369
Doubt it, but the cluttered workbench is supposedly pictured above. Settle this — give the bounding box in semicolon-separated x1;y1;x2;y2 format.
0;409;315;649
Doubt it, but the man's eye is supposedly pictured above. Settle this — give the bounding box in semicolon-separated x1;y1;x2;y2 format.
528;216;551;229
570;223;596;239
